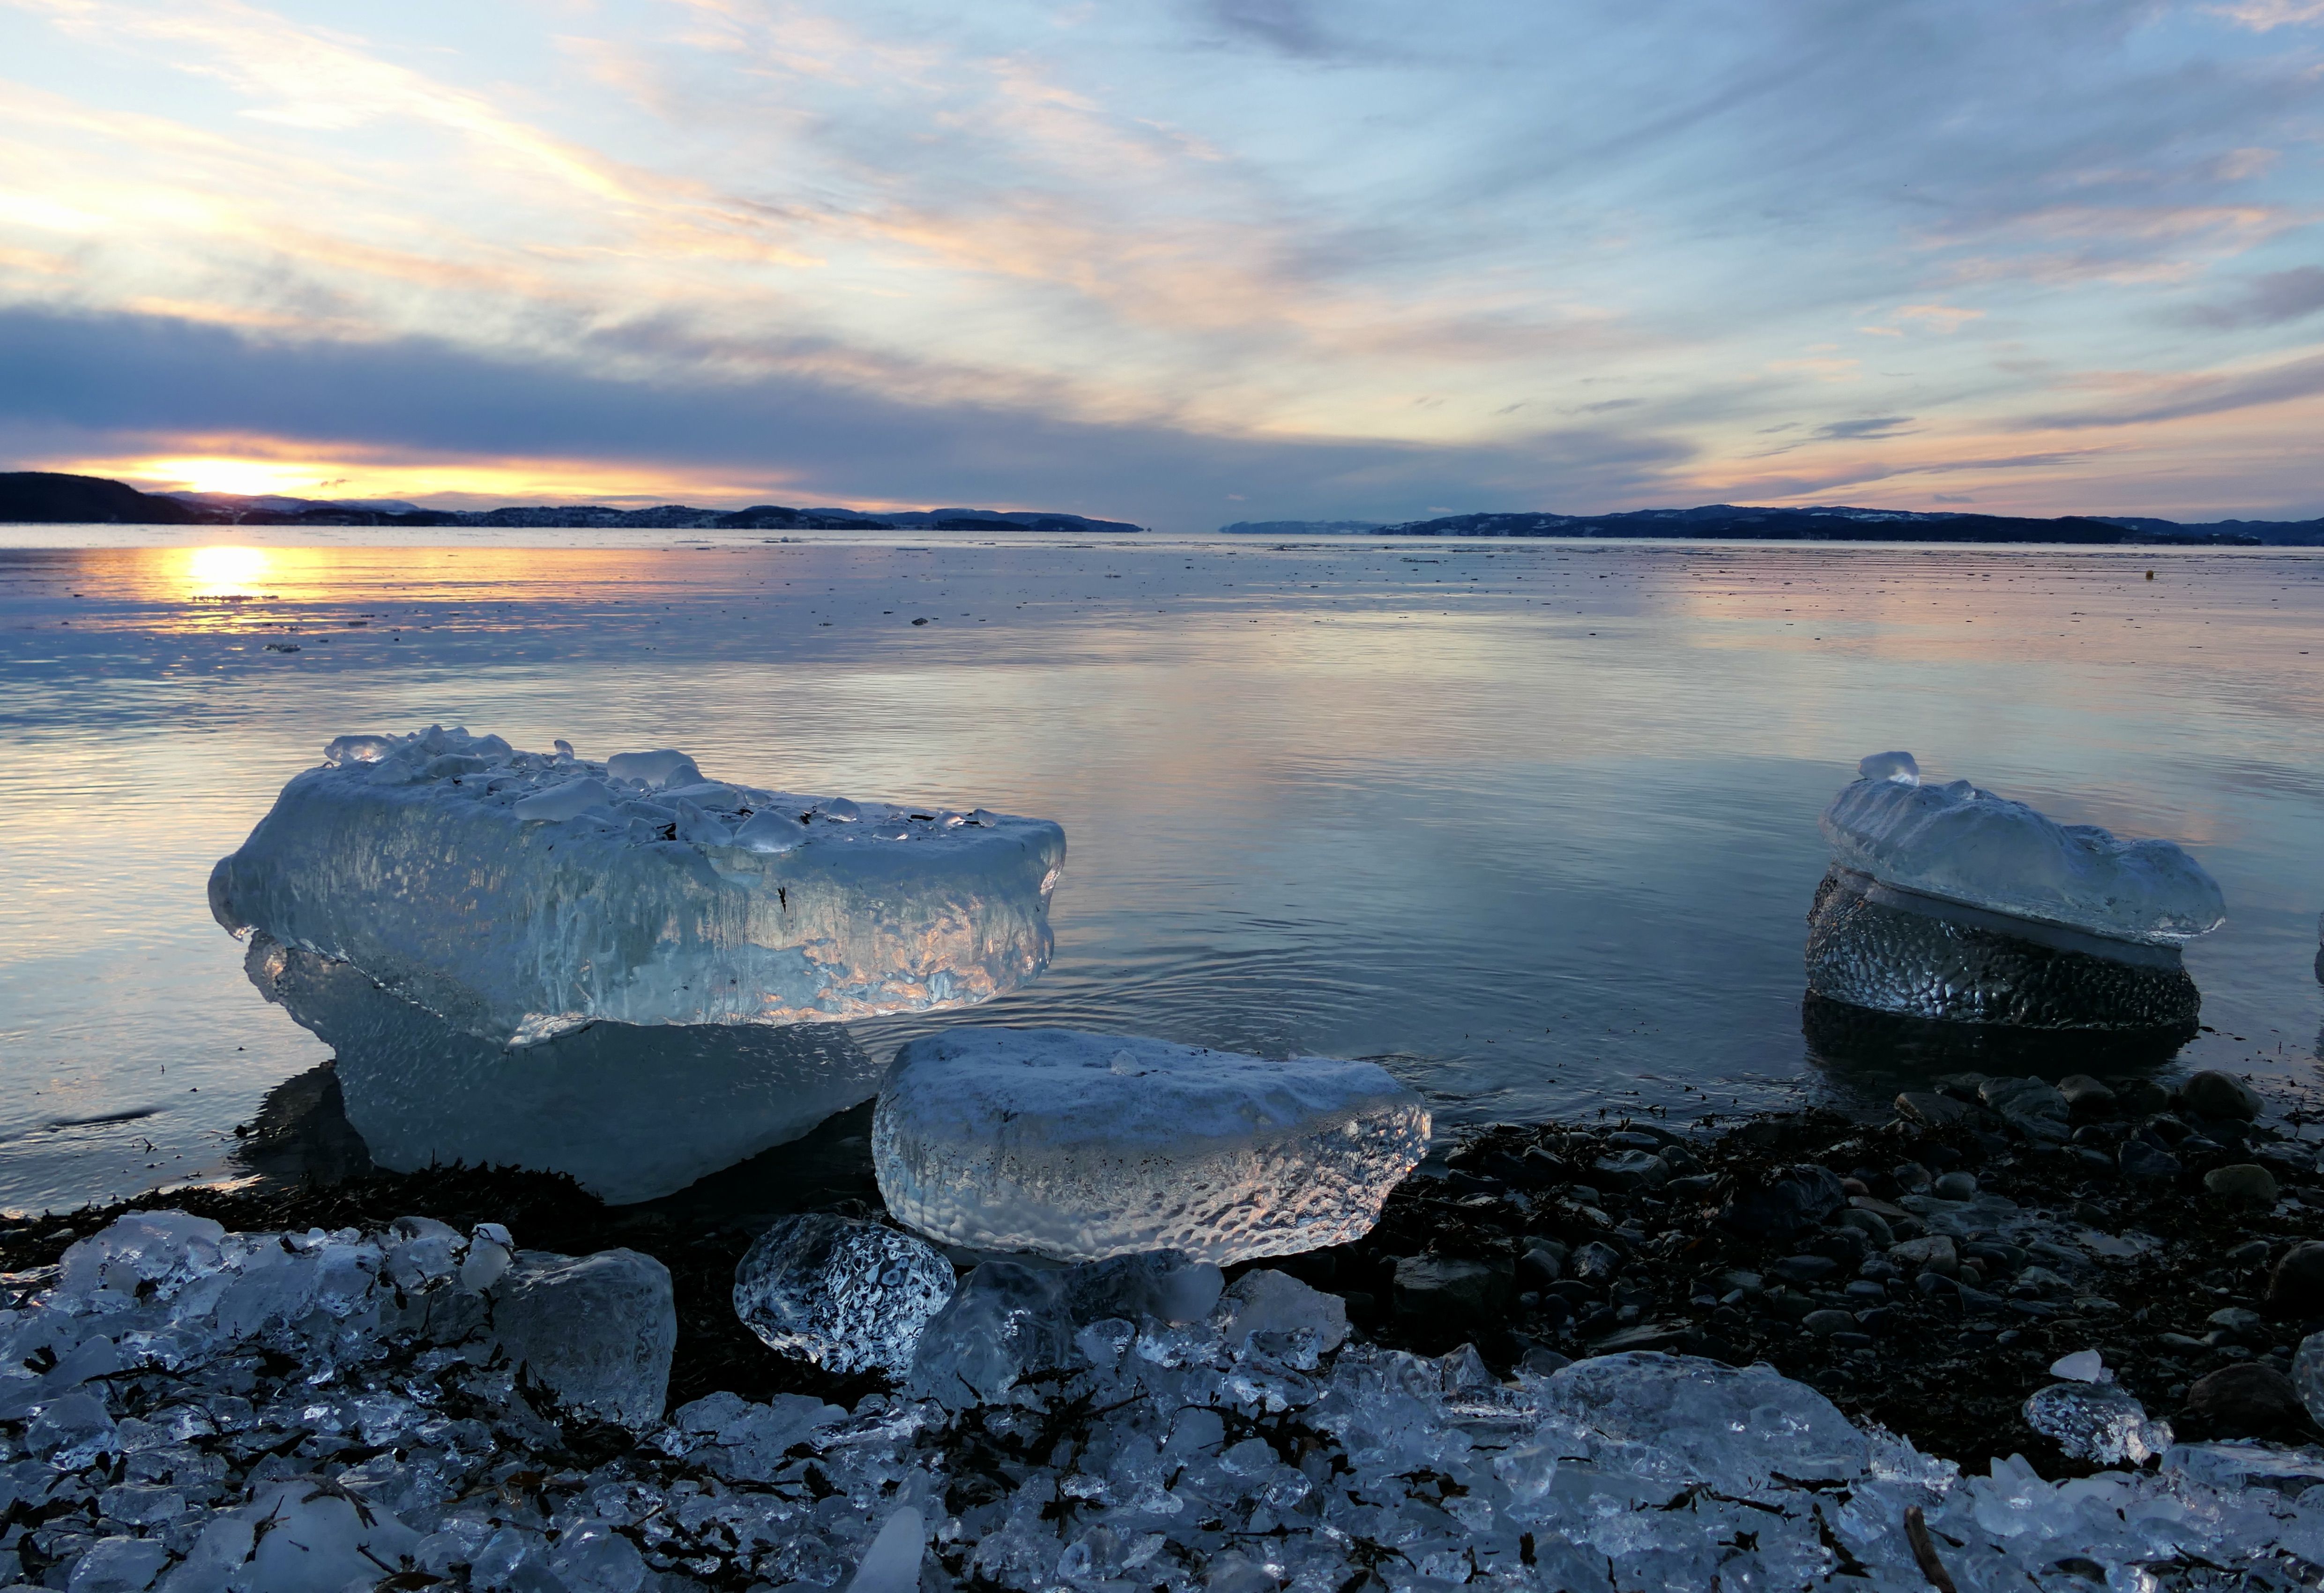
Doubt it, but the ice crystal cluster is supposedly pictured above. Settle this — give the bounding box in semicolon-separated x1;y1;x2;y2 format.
1819;751;2225;946
208;726;1068;1046
872;1027;1431;1263
18;1207;2324;1593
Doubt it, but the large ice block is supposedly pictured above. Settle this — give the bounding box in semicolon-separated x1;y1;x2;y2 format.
209;726;1067;1046
1820;751;2223;946
245;935;884;1202
872;1027;1430;1264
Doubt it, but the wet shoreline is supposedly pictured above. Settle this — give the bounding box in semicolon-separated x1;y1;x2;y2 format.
7;1062;2318;1469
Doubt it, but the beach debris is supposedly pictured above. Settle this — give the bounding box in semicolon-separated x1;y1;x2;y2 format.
871;1027;1429;1263
208;725;1066;1046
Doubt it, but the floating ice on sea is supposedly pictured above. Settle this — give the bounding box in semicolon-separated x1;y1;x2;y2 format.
1820;750;2225;945
210;726;1067;1045
731;1214;955;1376
17;1205;2324;1592
872;1027;1429;1263
245;934;885;1201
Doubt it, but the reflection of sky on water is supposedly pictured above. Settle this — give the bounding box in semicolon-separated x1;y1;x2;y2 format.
3;535;2323;1213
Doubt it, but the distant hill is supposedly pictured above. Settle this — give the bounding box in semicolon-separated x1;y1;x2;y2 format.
0;472;205;524
0;473;1144;532
1358;504;2274;544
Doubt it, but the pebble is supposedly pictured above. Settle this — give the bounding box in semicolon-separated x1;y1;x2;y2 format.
1717;1164;1847;1239
2268;1242;2324;1316
2205;1164;2279;1204
1802;1309;1858;1336
1889;1236;1958;1273
2057;1074;2117;1121
2182;1363;2312;1441
2119;1140;2182;1182
1931;1170;1979;1201
1391;1256;1509;1324
2177;1070;2265;1122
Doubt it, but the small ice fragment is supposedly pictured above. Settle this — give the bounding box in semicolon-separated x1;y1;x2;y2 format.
2022;1380;2172;1463
2293;1331;2324;1425
820;797;863;822
2049;1348;2108;1383
490;1248;676;1429
461;1224;513;1292
673;799;731;846
843;1507;925;1593
910;1251;1222;1406
324;733;395;765
1215;1268;1348;1352
605;749;702;789
512;777;613;821
733;810;808;853
1858;750;1919;784
874;1027;1429;1263
553;738;574;758
731;1215;956;1376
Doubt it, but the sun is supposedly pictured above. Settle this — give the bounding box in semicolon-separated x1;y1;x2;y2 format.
149;456;335;498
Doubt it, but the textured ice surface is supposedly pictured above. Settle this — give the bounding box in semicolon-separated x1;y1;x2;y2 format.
209;726;1067;1045
872;1027;1429;1263
16;1211;2324;1593
2023;1379;2173;1463
245;934;883;1201
732;1215;955;1376
1821;751;2225;945
1804;867;2201;1030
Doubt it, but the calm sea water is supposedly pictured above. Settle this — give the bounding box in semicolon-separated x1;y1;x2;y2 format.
4;530;2322;1214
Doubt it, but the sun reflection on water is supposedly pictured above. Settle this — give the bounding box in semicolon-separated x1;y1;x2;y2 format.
183;545;273;600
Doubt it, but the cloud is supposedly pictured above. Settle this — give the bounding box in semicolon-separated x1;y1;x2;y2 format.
2206;0;2324;29
2175;266;2324;329
1204;0;1329;55
1812;416;1916;441
1932;493;1974;502
0;306;1696;526
2020;350;2324;430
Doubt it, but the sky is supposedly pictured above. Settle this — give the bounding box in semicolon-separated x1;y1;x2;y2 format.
1;0;2321;529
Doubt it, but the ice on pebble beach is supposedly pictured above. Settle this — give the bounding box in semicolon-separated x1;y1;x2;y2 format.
1808;752;2220;1029
2023;1379;2174;1463
872;1027;1430;1263
731;1214;955;1376
14;1209;2324;1591
1820;750;2225;945
244;933;886;1201
209;726;1067;1045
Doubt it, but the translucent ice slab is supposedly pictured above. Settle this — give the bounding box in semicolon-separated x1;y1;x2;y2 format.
1820;751;2223;946
210;726;1067;1046
246;935;884;1203
872;1027;1429;1264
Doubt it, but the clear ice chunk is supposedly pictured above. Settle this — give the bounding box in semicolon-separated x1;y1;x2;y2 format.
490;1248;677;1429
1216;1268;1348;1353
2023;1379;2173;1463
872;1027;1429;1263
732;1215;957;1376
1534;1350;1870;1493
843;1507;926;1593
1820;752;2225;945
909;1251;1222;1406
209;726;1068;1045
244;934;885;1202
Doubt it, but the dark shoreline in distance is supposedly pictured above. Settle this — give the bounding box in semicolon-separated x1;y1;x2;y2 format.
0;471;1145;534
1229;505;2324;545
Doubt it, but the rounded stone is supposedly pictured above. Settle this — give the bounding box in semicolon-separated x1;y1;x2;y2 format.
1931;1171;1979;1201
2182;1363;2310;1441
2204;1163;2279;1204
2268;1242;2324;1317
1802;1309;1860;1336
2177;1071;2264;1122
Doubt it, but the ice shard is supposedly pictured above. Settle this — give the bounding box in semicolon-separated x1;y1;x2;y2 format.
1806;753;2219;1032
873;1027;1429;1264
209;726;1066;1046
245;934;885;1203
